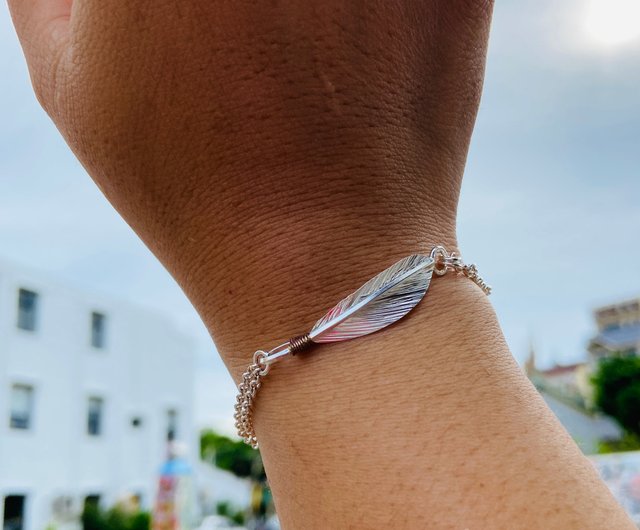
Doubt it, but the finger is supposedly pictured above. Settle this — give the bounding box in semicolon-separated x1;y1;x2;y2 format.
7;0;72;108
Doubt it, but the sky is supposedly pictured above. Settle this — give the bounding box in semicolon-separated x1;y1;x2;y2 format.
1;0;639;435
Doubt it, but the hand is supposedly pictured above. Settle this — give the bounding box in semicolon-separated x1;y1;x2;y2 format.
8;2;487;379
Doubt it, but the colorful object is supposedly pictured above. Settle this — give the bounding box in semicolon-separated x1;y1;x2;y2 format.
153;447;195;530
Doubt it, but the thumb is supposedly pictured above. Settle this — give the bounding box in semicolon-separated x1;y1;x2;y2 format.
7;0;72;112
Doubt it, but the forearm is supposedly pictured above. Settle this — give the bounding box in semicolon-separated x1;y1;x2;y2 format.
123;140;628;527
250;277;630;528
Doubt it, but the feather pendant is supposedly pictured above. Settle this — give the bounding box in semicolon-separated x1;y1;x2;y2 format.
308;254;434;343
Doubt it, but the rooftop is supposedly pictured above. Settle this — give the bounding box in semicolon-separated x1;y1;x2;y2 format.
591;323;640;351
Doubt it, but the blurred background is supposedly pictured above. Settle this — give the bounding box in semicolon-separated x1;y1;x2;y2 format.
0;0;639;528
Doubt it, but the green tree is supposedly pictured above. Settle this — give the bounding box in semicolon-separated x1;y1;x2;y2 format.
81;505;150;530
201;430;274;524
200;429;265;481
81;505;109;530
216;501;245;525
592;356;640;436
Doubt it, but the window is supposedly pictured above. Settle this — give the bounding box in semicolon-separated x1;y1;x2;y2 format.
9;385;34;430
51;496;74;520
87;397;104;436
166;409;178;441
3;495;26;530
17;289;38;331
83;494;101;511
90;312;107;349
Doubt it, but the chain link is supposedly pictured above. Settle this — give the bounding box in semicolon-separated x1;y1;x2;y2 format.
234;246;490;447
430;245;492;295
233;351;269;449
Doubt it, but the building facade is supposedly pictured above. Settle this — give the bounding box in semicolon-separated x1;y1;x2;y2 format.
588;297;640;360
0;260;195;530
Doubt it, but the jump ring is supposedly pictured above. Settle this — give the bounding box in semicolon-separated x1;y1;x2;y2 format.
253;350;270;376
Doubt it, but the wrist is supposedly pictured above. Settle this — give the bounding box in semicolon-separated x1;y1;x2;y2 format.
251;276;510;528
185;188;460;379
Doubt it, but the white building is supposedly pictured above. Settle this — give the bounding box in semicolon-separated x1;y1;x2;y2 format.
0;259;196;530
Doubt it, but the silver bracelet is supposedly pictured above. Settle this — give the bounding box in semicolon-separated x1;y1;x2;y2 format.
234;245;491;448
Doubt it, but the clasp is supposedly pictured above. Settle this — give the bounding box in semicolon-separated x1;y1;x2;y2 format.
430;245;463;276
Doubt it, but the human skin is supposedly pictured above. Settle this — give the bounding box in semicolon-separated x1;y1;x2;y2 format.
8;1;635;528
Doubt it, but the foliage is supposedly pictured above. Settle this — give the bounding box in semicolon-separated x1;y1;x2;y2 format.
81;505;108;530
216;501;246;526
200;429;265;481
592;356;640;437
81;504;150;530
598;432;640;454
126;512;150;530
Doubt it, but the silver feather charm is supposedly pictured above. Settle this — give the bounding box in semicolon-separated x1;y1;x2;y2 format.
236;247;491;447
308;254;434;343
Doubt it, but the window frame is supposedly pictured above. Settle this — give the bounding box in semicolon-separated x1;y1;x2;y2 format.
3;494;27;530
87;396;104;437
9;384;34;431
90;311;107;349
16;288;39;332
166;408;178;441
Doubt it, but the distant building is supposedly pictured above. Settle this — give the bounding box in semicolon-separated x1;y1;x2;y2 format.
525;345;621;453
525;344;591;409
195;463;252;517
588;298;640;360
0;259;196;530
